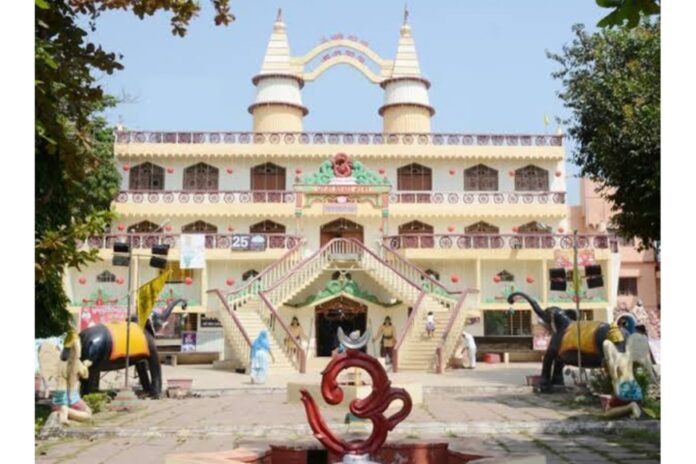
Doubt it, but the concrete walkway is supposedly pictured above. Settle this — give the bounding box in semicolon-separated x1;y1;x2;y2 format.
36;364;660;463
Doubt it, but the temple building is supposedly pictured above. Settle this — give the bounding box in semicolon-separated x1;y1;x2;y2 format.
64;11;620;372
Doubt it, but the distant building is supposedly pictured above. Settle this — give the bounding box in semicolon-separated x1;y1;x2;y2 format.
64;12;620;372
569;178;660;337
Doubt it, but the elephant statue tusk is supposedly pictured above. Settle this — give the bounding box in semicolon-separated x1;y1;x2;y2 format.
337;327;370;350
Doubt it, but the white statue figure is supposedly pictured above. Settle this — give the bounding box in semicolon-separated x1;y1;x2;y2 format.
39;331;93;425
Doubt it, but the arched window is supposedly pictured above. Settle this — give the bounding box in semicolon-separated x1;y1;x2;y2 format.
250;220;286;234
517;221;552;233
182;221;218;233
127;220;160;233
398;221;434;234
397;163;432;191
129;162;165;190
465;221;500;234
183;163;218;191
398;221;434;248
514;165;549;191
242;269;259;281
96;270;116;283
251;163;286;191
464;164;498;191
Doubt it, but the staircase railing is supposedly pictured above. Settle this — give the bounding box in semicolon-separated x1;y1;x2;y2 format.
434;289;479;373
378;243;461;300
258;293;307;373
208;289;252;368
392;291;426;372
224;238;305;305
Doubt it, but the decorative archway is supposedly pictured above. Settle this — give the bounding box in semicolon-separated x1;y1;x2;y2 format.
514;165;549;191
183;163;219;191
464;164;498;191
320;218;364;247
129;162;165;190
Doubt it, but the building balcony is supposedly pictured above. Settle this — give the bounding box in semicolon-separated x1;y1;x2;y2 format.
115;131;563;147
115;190;296;204
389;191;566;205
383;233;618;259
79;233;301;260
114;131;564;160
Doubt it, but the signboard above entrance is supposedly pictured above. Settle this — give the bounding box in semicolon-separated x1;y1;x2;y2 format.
323;203;358;215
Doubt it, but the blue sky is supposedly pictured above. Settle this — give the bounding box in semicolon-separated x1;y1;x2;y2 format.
87;0;605;204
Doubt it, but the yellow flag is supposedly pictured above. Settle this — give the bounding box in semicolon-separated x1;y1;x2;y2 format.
137;269;172;327
543;113;551;129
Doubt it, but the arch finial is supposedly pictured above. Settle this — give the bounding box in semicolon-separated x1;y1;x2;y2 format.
403;4;410;25
276;7;283;22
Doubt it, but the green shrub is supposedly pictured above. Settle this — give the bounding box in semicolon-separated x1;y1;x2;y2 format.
35;404;52;435
83;392;110;414
587;368;613;395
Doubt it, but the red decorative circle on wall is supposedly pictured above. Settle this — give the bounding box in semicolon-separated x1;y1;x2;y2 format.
226;167;234;174
512;227;519;233
184;277;193;286
447;225;455;232
526;276;535;284
117;224;126;231
226;278;235;287
78;276;87;285
167;167;175;174
82;298;89;303
555;170;563;177
493;275;502;283
122;164;130;172
164;225;172;232
449;169;456;176
227;225;235;232
295;167;303;175
558;227;565;234
450;275;460;284
378;168;385;175
509;170;516;177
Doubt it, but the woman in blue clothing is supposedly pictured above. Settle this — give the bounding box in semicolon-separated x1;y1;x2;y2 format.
250;330;275;384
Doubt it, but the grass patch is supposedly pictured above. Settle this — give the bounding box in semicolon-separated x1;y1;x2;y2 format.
83;392;111;414
405;433;420;439
618;428;660;446
446;431;458;438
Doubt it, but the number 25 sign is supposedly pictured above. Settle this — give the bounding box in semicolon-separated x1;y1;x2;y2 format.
231;234;267;251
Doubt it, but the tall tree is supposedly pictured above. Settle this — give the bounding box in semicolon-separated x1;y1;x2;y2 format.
35;0;233;337
548;21;660;249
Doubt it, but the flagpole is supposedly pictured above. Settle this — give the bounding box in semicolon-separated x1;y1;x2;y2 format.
124;246;133;388
573;229;585;385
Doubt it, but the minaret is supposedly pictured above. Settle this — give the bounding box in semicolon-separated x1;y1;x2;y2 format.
249;9;307;132
379;7;434;133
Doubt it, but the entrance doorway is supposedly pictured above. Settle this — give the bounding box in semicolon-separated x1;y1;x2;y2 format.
320;218;364;247
315;296;367;357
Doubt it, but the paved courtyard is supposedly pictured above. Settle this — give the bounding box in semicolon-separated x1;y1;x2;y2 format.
35;364;660;463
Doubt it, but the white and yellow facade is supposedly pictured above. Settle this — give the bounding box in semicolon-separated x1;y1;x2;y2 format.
65;12;619;372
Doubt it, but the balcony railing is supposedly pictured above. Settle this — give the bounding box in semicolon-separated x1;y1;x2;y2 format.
389;191;566;204
384;234;618;251
115;131;563;147
115;190;296;204
80;233;301;250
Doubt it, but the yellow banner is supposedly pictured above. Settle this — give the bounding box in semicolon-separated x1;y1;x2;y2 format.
137;269;172;328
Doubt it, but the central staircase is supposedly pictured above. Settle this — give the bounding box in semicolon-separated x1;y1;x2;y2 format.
208;238;477;373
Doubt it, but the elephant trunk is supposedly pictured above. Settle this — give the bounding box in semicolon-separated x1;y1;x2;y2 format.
156;298;188;324
508;292;549;324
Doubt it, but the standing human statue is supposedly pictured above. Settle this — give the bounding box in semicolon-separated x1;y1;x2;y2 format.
250;330;275;385
459;331;477;369
373;316;396;364
285;316;307;355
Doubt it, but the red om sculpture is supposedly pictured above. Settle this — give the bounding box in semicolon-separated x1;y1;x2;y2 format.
300;346;413;457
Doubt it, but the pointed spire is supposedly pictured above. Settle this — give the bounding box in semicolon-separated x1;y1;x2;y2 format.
391;7;422;78
257;9;293;76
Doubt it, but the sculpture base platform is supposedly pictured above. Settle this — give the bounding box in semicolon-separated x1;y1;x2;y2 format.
165;441;545;464
286;382;423;406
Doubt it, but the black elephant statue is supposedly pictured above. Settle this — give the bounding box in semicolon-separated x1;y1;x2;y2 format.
508;292;635;392
68;298;187;398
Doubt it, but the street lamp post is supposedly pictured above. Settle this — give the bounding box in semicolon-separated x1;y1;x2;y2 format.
572;230;585;385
